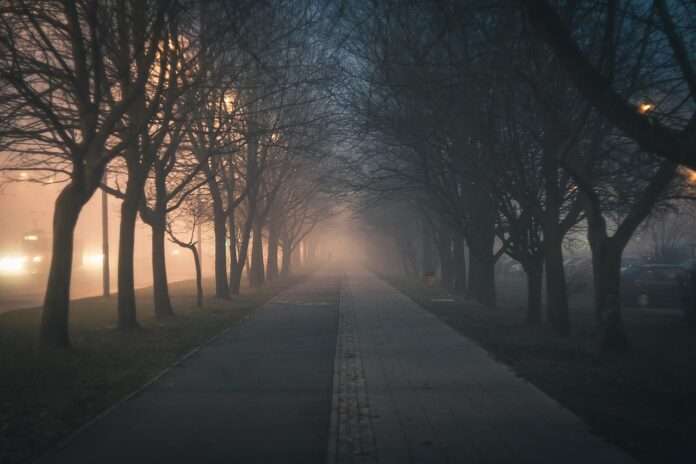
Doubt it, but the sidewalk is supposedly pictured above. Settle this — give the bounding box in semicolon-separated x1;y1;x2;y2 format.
37;270;637;464
39;275;340;464
329;271;636;464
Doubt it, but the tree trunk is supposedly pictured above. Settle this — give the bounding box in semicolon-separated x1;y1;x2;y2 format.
117;178;142;330
266;224;279;281
396;235;418;276
191;245;203;308
523;258;543;325
249;219;265;288
452;235;467;295
467;225;496;307
303;238;311;264
307;238;317;263
152;219;174;319
293;241;303;270
684;270;696;328
421;219;436;275
543;236;570;335
229;263;243;295
540;117;571;335
203;156;230;299
39;184;84;349
437;226;453;290
229;217;253;295
230;127;258;294
590;237;630;351
281;242;293;277
468;248;496;307
228;207;237;289
465;194;497;307
212;199;229;299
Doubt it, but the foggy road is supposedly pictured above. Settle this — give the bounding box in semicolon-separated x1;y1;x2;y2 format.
0;279;99;314
0;288;99;315
38;270;635;464
0;276;191;314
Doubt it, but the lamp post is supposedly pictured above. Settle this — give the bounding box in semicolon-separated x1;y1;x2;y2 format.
197;219;203;274
101;187;110;297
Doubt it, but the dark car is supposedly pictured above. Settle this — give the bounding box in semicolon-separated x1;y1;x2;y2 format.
621;264;687;308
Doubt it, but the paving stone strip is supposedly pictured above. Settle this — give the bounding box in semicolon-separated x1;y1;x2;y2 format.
328;276;378;464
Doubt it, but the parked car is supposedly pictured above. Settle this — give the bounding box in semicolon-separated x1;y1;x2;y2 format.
621;256;644;272
621;264;687;308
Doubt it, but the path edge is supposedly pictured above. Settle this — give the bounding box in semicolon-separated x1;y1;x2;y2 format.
326;274;343;464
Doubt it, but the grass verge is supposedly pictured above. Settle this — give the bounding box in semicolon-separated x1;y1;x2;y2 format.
385;275;696;464
0;273;307;464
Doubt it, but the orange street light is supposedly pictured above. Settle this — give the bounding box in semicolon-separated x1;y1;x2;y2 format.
224;91;236;112
638;101;655;114
683;167;696;184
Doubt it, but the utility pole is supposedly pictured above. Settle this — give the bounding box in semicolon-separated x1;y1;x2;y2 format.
197;220;203;275
102;188;110;297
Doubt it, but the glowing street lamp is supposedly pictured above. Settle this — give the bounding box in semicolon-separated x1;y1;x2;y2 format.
682;167;696;184
638;101;655;115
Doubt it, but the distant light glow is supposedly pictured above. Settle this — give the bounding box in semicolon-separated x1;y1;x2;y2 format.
0;255;28;275
19;172;28;179
224;91;236;112
171;248;181;256
32;255;42;263
23;234;39;241
82;253;104;268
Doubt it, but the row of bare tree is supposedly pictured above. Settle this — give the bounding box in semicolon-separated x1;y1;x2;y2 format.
0;0;341;349
342;0;696;351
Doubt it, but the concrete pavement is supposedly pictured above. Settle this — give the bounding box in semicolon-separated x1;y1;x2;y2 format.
39;275;340;464
330;272;636;464
38;270;636;463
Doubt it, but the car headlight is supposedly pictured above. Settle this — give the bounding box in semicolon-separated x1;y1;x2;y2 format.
0;255;28;275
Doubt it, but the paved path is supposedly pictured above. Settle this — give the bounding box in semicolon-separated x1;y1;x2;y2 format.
39;270;636;463
40;275;340;464
330;271;636;464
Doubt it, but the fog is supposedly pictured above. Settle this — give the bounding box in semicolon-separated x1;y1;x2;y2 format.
3;1;696;463
0;179;209;312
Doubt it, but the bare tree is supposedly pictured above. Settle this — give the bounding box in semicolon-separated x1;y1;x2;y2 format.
522;1;696;169
167;193;207;308
107;5;201;327
0;0;170;348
